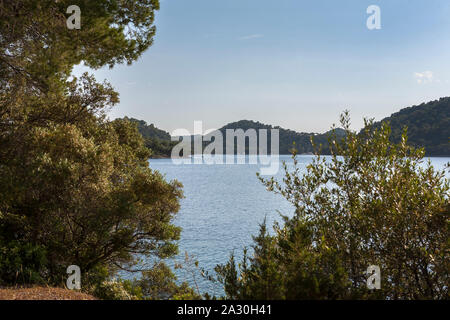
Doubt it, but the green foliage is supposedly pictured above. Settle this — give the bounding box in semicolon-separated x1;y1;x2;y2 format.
216;112;449;299
217;120;336;155
117;117;177;158
125;117;171;141
130;95;450;156
0;0;160;85
370;97;450;156
144;138;179;158
84;261;201;300
0;240;47;285
0;0;198;298
137;261;201;300
0;83;184;284
92;278;142;300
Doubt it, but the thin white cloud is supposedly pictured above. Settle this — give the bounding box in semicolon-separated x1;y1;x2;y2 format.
238;34;264;40
414;71;433;84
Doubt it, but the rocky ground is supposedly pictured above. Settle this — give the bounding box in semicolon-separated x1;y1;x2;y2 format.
0;287;97;300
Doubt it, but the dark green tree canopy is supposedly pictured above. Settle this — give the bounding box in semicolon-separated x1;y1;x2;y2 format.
1;0;159;77
369;97;450;156
0;1;192;299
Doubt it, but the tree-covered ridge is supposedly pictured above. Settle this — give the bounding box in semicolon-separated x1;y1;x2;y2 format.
131;96;449;157
121;117;176;158
219;97;450;156
218;120;344;154
370;97;450;156
124;117;171;141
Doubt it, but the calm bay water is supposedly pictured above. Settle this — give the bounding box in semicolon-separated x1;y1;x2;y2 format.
148;156;449;295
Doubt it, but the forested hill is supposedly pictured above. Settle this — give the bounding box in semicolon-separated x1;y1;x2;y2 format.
124;116;341;156
121;117;175;158
123;117;171;140
125;97;449;157
370;97;450;156
218;120;344;154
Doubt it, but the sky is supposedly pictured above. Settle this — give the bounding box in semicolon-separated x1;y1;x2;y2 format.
73;0;450;134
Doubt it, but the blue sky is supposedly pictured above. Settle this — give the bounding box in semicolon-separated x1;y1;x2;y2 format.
74;0;450;134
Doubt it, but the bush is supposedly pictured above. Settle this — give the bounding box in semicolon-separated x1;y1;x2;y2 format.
89;262;201;300
0;240;47;285
215;113;449;300
92;279;141;300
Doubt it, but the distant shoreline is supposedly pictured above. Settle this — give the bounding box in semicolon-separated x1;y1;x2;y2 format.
149;153;450;159
150;154;306;159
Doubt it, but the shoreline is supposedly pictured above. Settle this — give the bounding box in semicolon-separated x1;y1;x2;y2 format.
149;154;450;159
